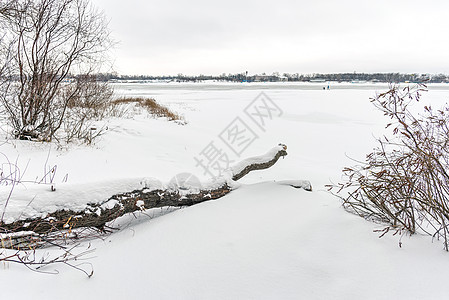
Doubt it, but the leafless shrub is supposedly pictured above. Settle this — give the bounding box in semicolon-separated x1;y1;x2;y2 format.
0;242;94;277
66;75;113;118
62;75;113;144
0;147;59;224
329;83;449;250
0;0;18;19
0;150;96;277
111;97;186;123
0;151;24;223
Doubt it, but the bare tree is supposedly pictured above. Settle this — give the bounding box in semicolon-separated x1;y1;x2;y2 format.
0;0;112;141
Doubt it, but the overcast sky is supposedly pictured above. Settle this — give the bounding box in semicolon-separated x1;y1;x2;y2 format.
92;0;449;76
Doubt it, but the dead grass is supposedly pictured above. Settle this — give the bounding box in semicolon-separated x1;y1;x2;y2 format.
111;97;185;123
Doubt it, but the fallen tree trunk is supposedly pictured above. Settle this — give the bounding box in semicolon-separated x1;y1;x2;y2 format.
0;144;311;249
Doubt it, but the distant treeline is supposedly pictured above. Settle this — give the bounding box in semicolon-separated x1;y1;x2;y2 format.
94;72;449;83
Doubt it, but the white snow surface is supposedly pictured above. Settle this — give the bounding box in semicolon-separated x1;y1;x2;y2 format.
2;82;449;299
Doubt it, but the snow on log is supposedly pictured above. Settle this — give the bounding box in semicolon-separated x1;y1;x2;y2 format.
231;144;288;181
0;144;311;248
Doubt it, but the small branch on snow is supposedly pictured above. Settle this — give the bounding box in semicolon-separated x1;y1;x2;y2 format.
277;180;312;191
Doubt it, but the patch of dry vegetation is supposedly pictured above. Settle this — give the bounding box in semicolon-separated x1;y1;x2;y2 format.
111;97;185;123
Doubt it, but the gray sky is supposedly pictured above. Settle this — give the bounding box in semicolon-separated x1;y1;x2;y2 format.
92;0;449;76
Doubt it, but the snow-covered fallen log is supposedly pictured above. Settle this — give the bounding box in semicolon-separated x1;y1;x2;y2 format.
0;144;311;249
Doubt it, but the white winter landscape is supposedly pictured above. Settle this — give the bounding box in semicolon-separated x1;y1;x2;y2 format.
2;82;449;299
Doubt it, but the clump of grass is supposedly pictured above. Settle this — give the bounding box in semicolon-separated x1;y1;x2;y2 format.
111;97;185;123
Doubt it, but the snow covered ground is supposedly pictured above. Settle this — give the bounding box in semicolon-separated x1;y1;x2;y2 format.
2;82;449;299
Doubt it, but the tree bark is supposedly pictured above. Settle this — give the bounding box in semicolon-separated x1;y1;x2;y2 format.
0;144;311;249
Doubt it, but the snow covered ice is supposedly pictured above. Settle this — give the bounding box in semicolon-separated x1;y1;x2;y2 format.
2;82;449;299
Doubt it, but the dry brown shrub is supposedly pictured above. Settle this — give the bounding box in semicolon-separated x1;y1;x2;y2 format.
329;83;449;250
